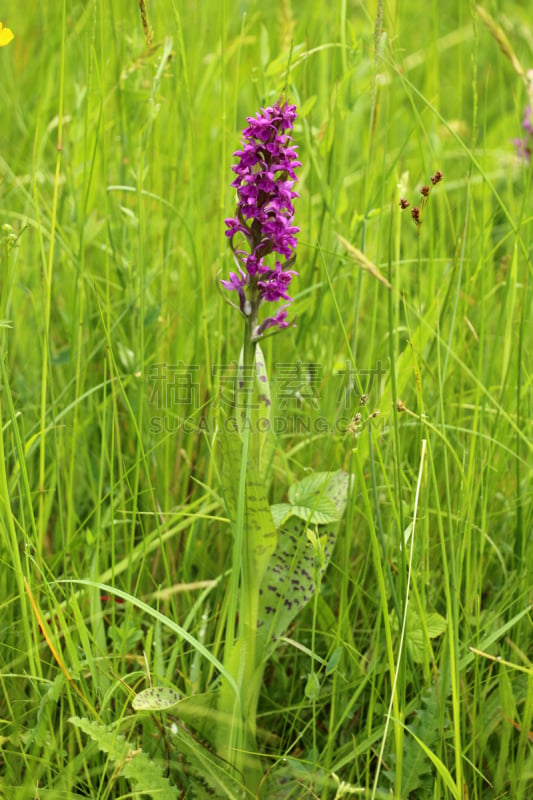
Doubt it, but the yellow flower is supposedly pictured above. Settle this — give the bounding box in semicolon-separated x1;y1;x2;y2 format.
0;22;14;47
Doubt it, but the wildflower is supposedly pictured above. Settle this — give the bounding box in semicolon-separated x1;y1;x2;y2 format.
513;106;532;164
0;22;14;47
222;101;301;339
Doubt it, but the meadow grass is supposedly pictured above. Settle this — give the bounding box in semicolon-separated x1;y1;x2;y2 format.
0;0;532;797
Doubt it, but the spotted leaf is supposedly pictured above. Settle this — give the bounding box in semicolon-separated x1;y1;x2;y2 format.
257;470;351;651
132;686;182;711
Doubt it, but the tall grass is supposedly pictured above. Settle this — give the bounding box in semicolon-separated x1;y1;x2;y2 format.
0;0;531;797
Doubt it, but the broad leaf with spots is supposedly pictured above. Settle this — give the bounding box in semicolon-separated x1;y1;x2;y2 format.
257;470;351;653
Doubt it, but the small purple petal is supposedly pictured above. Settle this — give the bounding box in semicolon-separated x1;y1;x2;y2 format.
255;306;294;337
220;268;247;291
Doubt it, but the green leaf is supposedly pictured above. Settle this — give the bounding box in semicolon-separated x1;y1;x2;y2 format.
257;514;332;651
325;646;343;675
132;686;183;711
257;471;351;652
304;671;321;701
288;470;352;518
259;24;270;68
406;609;447;664
425;611;448;638
402;722;459;799
287;498;339;525
170;721;244;798
384;685;442;796
288;472;331;505
237;342;275;483
259;756;326;798
269;471;348;525
270;502;293;528
69;716;178;799
217;418;277;584
271;498;339;526
133;688;226;749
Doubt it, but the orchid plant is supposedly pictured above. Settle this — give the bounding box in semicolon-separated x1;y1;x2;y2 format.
132;100;352;797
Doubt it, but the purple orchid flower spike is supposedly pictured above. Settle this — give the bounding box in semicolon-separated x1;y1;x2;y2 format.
222;101;301;340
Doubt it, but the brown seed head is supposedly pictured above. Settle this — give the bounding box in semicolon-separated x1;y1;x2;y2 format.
399;197;410;209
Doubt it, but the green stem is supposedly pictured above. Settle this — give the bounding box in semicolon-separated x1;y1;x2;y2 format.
238;318;262;779
219;314;263;790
